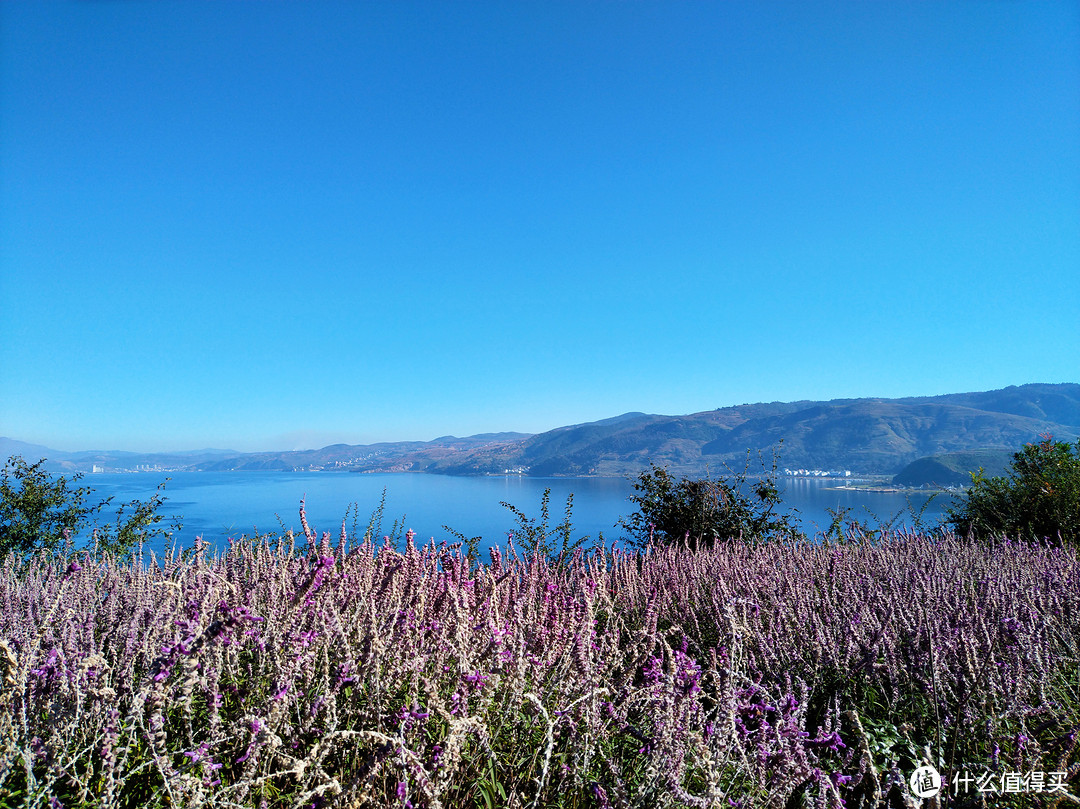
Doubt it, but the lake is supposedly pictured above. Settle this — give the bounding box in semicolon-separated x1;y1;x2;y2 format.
80;471;953;557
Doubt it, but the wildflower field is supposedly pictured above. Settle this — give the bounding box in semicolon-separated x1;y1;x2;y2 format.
2;514;1078;808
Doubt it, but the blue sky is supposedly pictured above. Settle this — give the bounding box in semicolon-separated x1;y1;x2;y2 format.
2;1;1078;453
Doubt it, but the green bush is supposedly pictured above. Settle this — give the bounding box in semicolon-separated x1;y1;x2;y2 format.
946;435;1080;544
617;452;802;549
0;455;181;559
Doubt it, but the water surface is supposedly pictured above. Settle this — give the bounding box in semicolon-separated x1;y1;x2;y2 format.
83;471;953;557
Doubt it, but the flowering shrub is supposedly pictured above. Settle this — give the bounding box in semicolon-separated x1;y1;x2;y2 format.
1;508;1077;808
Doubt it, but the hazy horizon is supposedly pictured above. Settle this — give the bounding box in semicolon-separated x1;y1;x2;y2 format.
3;2;1078;454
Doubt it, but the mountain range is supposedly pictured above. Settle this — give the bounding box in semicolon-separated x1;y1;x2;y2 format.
5;383;1078;479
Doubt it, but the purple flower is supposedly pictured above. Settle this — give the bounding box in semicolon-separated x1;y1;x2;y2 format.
806;730;846;753
673;649;702;694
183;742;212;764
642;655;663;685
335;661;358;687
587;777;613;803
397;702;430;731
462;670;488;691
29;648;61;684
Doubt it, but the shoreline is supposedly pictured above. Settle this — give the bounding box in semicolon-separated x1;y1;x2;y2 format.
822;484;962;495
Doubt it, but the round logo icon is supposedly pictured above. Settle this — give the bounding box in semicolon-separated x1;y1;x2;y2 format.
909;764;942;798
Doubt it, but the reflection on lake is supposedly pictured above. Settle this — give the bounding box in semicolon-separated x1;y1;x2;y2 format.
82;471;955;558
778;476;948;535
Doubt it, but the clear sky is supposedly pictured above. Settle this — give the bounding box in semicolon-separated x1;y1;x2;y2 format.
1;1;1078;453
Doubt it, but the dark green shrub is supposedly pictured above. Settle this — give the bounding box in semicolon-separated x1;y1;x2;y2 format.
946;435;1080;544
0;455;181;559
617;452;803;549
0;456;104;556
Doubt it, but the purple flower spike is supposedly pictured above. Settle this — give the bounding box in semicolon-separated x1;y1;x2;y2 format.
591;782;612;809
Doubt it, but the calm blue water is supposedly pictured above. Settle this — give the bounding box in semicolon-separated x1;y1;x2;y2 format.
81;471;953;557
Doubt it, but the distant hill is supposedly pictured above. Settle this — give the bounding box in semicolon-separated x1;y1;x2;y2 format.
5;383;1078;477
0;438;241;474
698;398;1070;473
0;438;59;461
891;450;1016;488
193;433;533;473
426;383;1080;476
